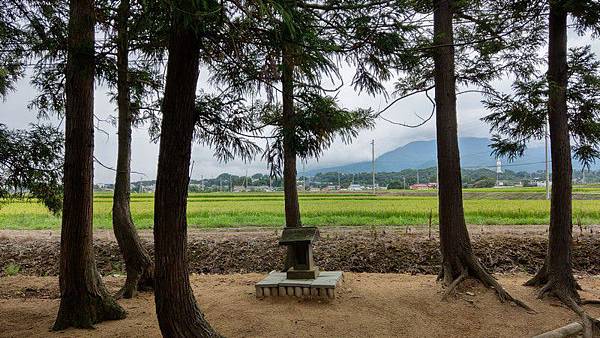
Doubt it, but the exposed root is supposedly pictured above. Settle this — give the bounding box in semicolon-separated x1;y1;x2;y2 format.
555;292;600;338
581;299;600;305
525;263;582;291
524;263;548;287
115;273;140;299
533;280;600;338
466;257;535;313
115;264;153;299
439;254;534;313
53;291;126;330
442;269;468;301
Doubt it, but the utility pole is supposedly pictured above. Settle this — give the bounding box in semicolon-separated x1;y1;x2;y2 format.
496;159;502;187
337;172;341;190
302;161;306;191
219;178;222;192
371;139;376;192
545;118;550;200
416;170;420;184
403;177;406;189
244;168;248;192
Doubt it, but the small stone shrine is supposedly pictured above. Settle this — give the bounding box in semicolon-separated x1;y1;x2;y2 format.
255;226;343;299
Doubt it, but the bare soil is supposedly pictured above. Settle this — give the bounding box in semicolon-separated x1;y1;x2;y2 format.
2;226;600;277
1;273;600;337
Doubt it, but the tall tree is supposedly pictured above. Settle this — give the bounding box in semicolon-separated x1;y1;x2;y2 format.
483;1;600;333
53;0;126;329
111;0;154;299
153;0;220;335
12;0;164;299
212;0;375;231
379;0;542;307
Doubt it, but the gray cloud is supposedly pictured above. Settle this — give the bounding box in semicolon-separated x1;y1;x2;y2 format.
1;34;598;183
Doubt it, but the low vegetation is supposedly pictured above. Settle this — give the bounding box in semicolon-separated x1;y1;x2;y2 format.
1;190;599;229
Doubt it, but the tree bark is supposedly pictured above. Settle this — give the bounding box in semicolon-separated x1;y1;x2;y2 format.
282;38;301;229
53;0;126;330
525;1;580;303
153;10;220;337
112;0;154;299
432;0;530;310
433;0;473;285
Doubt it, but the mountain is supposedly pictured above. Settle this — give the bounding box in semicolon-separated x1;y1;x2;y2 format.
308;137;596;175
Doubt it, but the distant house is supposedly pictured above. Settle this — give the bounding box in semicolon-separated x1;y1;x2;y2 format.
348;184;365;191
409;183;437;190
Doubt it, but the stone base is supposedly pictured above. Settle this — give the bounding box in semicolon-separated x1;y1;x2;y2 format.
255;271;343;299
287;267;319;280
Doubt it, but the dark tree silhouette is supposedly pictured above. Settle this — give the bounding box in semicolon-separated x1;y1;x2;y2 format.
431;0;530;310
483;1;600;334
53;0;126;329
152;1;221;336
111;0;154;299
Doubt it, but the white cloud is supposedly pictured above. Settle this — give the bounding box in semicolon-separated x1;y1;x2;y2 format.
1;30;598;183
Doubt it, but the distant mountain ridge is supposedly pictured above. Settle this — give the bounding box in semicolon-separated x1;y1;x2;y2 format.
308;137;597;175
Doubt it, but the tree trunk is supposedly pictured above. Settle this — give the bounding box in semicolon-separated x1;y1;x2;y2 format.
525;1;580;303
282;39;301;229
432;0;530;310
112;0;154;299
53;0;126;330
433;0;473;285
153;10;220;337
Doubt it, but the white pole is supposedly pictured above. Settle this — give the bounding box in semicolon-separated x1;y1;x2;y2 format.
371;139;376;192
545;118;550;200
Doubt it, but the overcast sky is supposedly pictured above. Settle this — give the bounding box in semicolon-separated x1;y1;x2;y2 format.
1;33;598;184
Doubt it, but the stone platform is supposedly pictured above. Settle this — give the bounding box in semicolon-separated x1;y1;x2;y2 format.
255;271;343;299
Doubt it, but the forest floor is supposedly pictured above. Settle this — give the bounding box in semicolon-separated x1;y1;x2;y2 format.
1;226;600;337
2;272;600;337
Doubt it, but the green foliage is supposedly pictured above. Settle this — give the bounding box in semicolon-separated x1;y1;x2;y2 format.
388;0;546;113
193;91;263;162
261;93;374;176
0;1;28;97
484;46;600;169
0;124;63;214
2;190;600;230
3;263;21;276
472;178;496;188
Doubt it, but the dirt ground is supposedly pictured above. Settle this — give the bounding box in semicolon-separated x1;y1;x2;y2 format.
1;273;600;338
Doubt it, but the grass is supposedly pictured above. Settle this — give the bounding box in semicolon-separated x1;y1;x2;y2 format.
1;189;599;230
3;263;21;276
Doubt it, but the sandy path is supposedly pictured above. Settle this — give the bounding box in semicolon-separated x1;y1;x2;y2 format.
1;273;600;337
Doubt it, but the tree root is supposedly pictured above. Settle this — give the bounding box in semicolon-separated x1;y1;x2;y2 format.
524;264;548;287
534;281;600;338
440;255;535;313
581;299;600;305
53;291;126;330
442;269;468;301
115;263;154;299
555;292;600;338
525;263;582;290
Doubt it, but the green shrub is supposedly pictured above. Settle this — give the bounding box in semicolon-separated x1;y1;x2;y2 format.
3;263;21;276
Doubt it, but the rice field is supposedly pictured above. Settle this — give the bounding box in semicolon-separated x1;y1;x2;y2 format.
1;189;599;230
